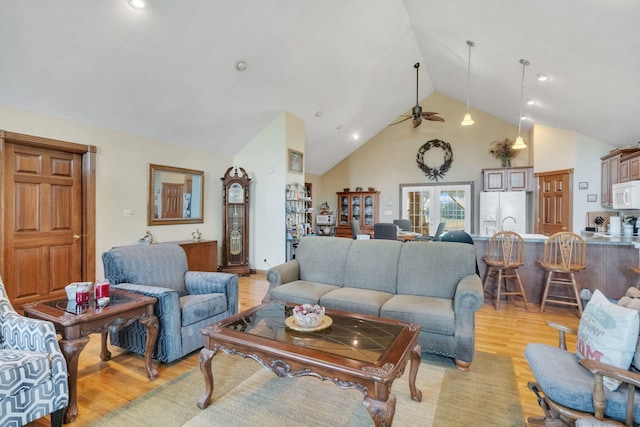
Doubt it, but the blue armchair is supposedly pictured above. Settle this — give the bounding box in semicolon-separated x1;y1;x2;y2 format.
102;243;238;363
1;276;68;427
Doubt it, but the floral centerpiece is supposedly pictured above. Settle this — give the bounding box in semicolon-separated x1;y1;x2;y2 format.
489;138;520;167
293;303;325;328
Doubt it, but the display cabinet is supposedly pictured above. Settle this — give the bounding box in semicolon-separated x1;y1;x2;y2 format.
220;166;251;276
335;191;379;238
286;183;311;261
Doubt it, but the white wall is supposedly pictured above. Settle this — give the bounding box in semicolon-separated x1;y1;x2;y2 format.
532;124;615;231
1;105;231;279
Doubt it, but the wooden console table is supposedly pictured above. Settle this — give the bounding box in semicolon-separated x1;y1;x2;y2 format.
172;239;218;272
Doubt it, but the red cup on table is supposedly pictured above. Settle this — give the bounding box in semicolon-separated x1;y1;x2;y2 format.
94;279;110;307
75;283;90;305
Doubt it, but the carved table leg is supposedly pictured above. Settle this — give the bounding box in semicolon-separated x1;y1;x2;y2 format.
100;332;111;361
59;336;90;424
197;346;219;409
408;344;422;402
363;393;397;427
141;315;159;380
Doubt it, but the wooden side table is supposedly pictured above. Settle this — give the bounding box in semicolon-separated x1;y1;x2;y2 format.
23;289;158;423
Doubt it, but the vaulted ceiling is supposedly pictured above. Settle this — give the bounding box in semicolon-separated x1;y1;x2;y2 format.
1;1;638;175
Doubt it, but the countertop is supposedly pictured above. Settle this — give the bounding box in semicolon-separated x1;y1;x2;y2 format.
472;233;640;247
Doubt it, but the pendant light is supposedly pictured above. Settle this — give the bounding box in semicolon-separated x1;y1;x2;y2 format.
461;40;475;126
512;59;530;150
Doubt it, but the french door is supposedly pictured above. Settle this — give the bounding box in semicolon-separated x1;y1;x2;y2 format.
400;183;473;236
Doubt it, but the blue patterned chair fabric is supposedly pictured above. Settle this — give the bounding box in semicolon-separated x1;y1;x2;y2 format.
102;243;239;363
0;276;68;427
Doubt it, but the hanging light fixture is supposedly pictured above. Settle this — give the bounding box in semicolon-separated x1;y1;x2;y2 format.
461;40;475;126
512;59;530;150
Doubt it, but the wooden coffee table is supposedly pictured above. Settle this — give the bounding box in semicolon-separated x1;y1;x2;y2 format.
198;301;422;426
23;289;159;423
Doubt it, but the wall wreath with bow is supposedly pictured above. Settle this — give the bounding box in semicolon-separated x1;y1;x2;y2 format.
416;139;453;181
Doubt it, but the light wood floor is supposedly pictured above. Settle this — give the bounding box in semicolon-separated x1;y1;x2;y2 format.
28;274;579;426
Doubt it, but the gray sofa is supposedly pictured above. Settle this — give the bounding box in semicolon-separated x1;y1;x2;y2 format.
102;243;238;363
264;236;484;370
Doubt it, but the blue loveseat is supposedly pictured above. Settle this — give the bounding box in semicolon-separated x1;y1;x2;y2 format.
102;243;238;363
264;236;484;370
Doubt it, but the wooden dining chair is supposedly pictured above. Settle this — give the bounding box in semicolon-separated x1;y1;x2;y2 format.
539;231;586;316
483;231;529;310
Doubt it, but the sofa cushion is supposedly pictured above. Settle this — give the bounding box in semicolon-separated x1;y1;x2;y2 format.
381;295;455;335
269;281;340;305
0;350;52;400
525;343;640;424
296;237;352;287
320;288;393;316
180;293;228;327
397;242;476;299
343;240;402;293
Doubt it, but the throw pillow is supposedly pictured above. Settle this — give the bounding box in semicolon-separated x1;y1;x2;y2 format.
576;289;639;391
615;287;640;371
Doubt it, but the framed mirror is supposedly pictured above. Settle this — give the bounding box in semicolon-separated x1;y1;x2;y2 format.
148;164;204;226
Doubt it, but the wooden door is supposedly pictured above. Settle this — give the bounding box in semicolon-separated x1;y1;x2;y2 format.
162;183;183;218
536;169;573;236
3;143;82;306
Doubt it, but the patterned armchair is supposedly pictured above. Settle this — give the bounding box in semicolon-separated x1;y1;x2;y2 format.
102;243;238;363
0;276;68;427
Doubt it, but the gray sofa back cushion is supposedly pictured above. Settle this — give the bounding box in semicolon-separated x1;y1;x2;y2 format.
397;242;477;299
102;243;189;296
296;237;353;286
344;240;403;293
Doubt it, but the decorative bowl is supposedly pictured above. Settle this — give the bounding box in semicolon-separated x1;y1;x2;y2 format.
343;188;350;192
368;187;375;191
293;304;325;328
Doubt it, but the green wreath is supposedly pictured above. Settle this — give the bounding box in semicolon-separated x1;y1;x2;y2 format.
416;139;453;181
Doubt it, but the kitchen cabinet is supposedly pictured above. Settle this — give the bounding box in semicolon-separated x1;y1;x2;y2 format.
601;151;620;207
174;240;218;272
335;191;379;238
620;151;640;183
483;167;533;191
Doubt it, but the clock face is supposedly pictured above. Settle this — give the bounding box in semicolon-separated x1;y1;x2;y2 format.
228;183;244;204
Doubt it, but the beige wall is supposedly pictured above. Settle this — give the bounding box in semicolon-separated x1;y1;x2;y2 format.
317;92;529;225
1;105;231;279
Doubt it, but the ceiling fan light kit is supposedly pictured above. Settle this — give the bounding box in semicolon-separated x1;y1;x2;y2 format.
461;40;475;126
512;59;530;150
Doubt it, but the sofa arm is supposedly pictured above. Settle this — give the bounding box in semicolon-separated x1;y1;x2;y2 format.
453;274;484;314
112;283;181;335
185;271;238;315
264;260;300;302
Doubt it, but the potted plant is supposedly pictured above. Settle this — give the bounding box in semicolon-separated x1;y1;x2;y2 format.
489;138;519;167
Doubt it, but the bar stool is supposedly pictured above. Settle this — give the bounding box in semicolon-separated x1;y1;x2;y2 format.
483;231;529;310
539;231;586;316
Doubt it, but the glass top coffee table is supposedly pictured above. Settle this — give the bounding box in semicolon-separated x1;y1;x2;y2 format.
198;301;422;426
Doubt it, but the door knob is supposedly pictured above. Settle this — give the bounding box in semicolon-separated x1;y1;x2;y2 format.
73;235;81;241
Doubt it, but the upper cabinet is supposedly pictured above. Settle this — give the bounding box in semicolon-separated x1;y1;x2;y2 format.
483;167;534;192
601;149;640;208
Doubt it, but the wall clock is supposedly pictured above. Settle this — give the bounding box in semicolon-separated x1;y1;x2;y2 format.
220;166;251;276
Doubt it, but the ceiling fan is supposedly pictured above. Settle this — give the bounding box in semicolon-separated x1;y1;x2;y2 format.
390;62;445;128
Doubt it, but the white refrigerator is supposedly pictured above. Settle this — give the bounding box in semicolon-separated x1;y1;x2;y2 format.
479;191;527;236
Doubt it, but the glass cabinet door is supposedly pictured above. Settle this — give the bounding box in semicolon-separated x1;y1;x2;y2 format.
351;195;361;224
339;195;350;226
363;194;374;226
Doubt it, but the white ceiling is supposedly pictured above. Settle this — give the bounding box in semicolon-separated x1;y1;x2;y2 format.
1;1;638;175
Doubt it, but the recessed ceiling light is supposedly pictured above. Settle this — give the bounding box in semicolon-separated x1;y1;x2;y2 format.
127;0;145;10
352;133;360;140
537;73;549;82
527;99;536;106
235;60;248;71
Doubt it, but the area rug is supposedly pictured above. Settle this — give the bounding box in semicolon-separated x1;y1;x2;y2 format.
89;351;524;426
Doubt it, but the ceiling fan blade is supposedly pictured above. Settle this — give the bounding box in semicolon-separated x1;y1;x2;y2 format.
389;116;412;126
422;112;445;122
412;116;422;128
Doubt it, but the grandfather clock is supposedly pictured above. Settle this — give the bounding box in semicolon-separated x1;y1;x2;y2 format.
220;166;251;276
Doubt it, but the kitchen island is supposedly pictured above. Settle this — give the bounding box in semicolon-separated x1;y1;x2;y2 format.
472;233;640;304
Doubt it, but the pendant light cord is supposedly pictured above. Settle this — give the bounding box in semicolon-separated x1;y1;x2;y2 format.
465;41;474;110
517;59;530;136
